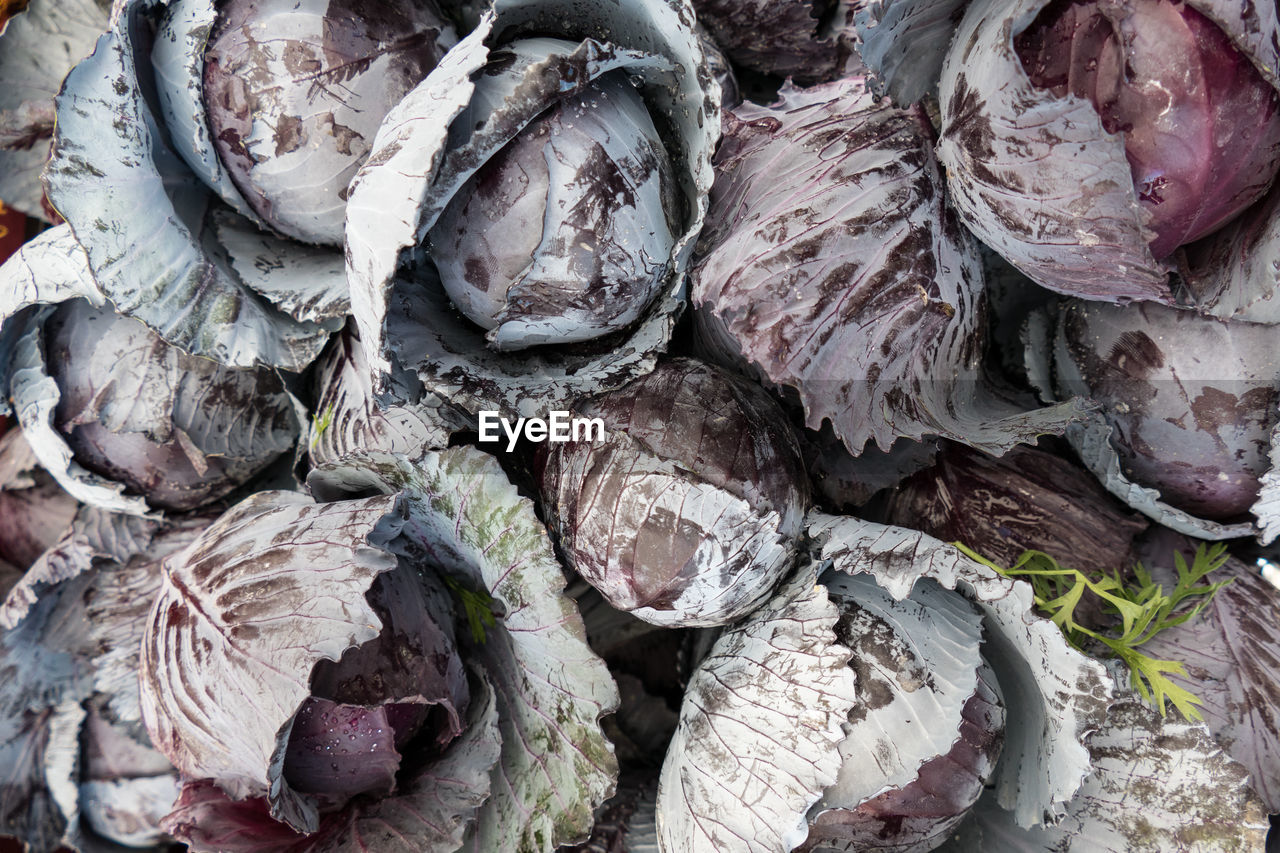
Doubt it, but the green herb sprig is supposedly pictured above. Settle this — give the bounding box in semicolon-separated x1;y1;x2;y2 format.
953;542;1232;721
309;403;335;447
443;574;498;644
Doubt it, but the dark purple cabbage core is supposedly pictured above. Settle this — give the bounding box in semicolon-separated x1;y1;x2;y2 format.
45;300;294;512
880;442;1148;574
203;0;453;244
428;70;678;349
1015;0;1280;259
1055;300;1280;519
281;565;468;806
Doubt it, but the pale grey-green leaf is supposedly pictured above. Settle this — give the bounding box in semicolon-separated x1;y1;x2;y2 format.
808;513;1114;828
308;448;619;852
948;699;1268;851
656;563;856;853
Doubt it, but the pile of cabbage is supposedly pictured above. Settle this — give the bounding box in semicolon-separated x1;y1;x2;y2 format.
0;0;1278;850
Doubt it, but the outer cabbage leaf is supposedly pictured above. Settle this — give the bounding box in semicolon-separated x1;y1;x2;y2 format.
812;573;985;816
541;429;794;627
343;16;489;388
0;0;109;218
0;428;79;574
0;507;208;850
45;1;335;370
655;563;857;853
689;0;859;82
162;669;503;853
51;511;213;732
691;77;1089;457
807;513;1114;828
0;505;158;630
1136;532;1280;812
80;775;181;849
0;597;86;850
803;666;1006;853
880;441;1149;574
139;491;404;833
10;314;153;516
1066;416;1264;540
348;0;718;419
308;323;463;469
950;698;1269;851
935;0;1170;301
853;0;968;104
1021;303;1271;541
1182;192;1280;325
0;225;104;320
0;225;104;418
1258;429;1280;546
1188;0;1280;94
212;211;349;325
147;0;258;223
8;294;303;515
307;448;620;853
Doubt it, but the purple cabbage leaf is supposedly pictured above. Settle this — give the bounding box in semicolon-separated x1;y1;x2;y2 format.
807;513;1114;829
1132;529;1280;813
691;76;1089;459
0;505;213;851
139;490;408;833
937;0;1167;301
0;0;109;219
0;225;106;405
0;427;79;579
44;0;344;370
656;563;857;852
347;0;718;420
852;0;969;105
538;358;809;627
936;0;1280;301
688;0;862;83
307;321;467;470
952;697;1269;850
799;572;1004;853
1181;191;1280;325
79;697;182;850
